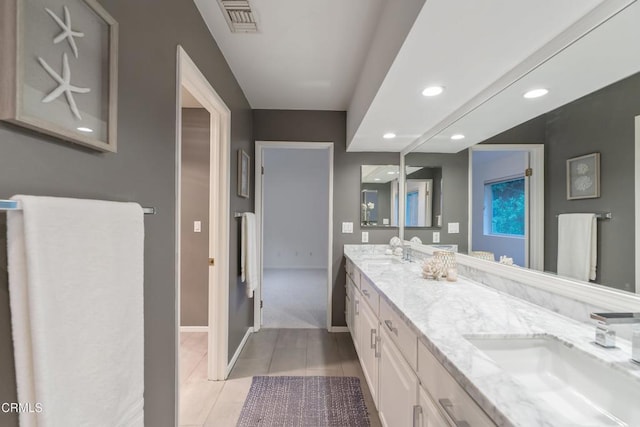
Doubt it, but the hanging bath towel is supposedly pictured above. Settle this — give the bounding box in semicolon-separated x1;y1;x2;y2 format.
7;195;144;426
557;213;597;281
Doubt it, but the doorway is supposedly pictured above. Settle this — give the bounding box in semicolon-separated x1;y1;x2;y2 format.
255;142;334;331
175;46;231;425
469;145;544;270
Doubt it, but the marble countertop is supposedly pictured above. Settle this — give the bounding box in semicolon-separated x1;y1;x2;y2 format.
344;245;640;427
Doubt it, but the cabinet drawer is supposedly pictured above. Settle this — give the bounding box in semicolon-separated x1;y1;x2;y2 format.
360;276;379;315
418;342;495;427
380;297;417;370
345;259;360;288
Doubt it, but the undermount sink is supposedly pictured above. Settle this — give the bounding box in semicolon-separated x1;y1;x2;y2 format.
466;335;640;426
361;256;403;265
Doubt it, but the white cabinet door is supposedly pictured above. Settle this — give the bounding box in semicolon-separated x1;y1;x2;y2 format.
418;386;448;427
378;328;418;427
351;282;360;354
358;300;379;407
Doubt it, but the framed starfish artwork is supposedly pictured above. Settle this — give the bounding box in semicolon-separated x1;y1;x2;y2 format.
0;0;118;152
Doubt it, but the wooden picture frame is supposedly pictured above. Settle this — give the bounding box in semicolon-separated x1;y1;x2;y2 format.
237;149;250;198
567;152;600;200
0;0;118;152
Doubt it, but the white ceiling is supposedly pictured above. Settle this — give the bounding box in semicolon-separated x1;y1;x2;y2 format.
194;0;385;110
194;0;639;153
412;0;640;153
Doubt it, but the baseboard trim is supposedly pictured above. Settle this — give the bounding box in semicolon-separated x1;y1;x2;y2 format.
180;326;208;333
226;326;254;377
329;326;349;333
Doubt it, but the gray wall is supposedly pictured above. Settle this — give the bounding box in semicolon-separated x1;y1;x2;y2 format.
263;148;330;269
361;182;392;225
483;72;640;292
180;108;210;327
253;110;401;326
0;1;253;425
403;152;469;251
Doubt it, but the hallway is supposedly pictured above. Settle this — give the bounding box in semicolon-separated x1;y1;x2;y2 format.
179;329;381;426
262;269;327;328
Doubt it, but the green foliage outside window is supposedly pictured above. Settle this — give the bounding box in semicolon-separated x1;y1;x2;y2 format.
490;178;525;236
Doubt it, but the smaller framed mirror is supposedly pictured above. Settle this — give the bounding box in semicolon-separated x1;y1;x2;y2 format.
405;166;443;228
360;165;400;227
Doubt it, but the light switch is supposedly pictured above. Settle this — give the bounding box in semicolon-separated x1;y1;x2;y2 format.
432;232;440;243
382;218;389;225
342;222;353;233
194;221;201;233
448;222;459;234
362;231;369;243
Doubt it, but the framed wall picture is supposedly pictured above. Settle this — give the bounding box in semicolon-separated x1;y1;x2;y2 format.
0;0;118;152
567;152;600;200
238;149;250;198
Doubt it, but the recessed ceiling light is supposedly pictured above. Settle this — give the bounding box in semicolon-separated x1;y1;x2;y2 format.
523;88;548;99
451;134;465;140
374;178;381;181
77;127;93;133
422;86;444;97
383;133;396;139
387;171;397;175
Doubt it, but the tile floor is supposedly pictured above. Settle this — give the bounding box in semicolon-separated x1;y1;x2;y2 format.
179;329;382;426
263;269;327;329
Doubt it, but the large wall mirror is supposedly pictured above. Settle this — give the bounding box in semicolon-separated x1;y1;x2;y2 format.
401;4;640;295
361;165;399;227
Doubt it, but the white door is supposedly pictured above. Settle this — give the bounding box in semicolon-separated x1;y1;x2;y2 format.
417;386;448;427
378;328;419;427
358;301;379;407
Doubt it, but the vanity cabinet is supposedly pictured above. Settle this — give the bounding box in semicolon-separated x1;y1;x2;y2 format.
346;257;497;427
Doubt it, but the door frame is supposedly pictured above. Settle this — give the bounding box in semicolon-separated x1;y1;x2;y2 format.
175;45;231;409
254;141;334;331
468;144;544;270
635;115;640;293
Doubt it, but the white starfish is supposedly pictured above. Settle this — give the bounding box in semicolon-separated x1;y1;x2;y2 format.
38;53;91;120
46;6;84;58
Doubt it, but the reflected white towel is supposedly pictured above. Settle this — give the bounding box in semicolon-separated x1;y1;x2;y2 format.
7;196;144;426
557;213;597;281
241;213;258;298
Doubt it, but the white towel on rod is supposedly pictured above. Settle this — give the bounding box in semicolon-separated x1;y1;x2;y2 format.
241;212;258;298
7;195;144;426
557;213;597;281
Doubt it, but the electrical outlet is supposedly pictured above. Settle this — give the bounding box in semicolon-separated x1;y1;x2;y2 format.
448;222;459;234
432;232;440;243
383;218;389;225
193;221;201;233
362;231;369;243
342;222;353;233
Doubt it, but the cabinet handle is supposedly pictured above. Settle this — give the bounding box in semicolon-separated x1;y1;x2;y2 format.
362;289;370;297
438;399;470;427
370;328;376;349
384;319;398;335
355;300;359;315
375;335;381;358
412;405;422;427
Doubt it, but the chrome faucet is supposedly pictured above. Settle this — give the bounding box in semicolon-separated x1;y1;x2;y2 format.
590;312;640;364
403;244;413;262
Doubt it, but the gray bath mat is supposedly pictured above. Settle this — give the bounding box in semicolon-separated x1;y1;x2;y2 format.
237;376;371;426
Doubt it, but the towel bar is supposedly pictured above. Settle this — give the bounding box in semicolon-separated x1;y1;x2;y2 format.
0;199;157;215
234;212;252;217
556;212;611;220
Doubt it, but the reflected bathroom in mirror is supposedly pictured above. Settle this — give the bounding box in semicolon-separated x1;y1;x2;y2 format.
360;165;399;227
404;166;442;228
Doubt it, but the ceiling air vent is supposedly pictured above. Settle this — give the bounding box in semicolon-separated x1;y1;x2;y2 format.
217;0;258;33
